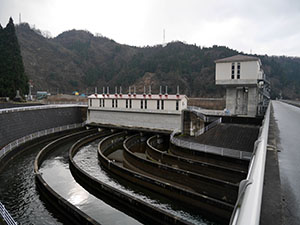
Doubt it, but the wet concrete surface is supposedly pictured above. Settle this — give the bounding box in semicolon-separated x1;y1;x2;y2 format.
39;136;141;225
272;101;300;225
74;139;215;225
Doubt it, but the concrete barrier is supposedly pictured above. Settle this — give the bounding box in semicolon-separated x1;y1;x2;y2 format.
98;132;234;224
69;132;193;225
34;129;100;225
147;135;246;184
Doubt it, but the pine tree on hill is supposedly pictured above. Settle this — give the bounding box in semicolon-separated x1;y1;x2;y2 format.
0;17;28;99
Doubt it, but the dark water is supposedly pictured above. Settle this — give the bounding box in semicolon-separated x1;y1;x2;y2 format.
272;101;300;225
74;139;217;225
39;136;141;225
0;141;64;225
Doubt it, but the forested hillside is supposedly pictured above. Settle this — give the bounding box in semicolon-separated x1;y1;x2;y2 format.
15;23;300;99
0;18;28;98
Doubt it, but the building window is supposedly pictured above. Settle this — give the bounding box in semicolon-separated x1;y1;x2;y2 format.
112;99;114;108
99;99;101;107
157;100;160;109
231;62;235;79
237;62;240;79
141;100;143;109
129;99;132;108
126;99;128;108
145;100;147;109
176;101;179;110
90;99;92;107
116;99;118;108
161;100;164;110
103;99;105;107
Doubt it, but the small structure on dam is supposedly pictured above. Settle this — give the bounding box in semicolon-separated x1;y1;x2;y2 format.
215;54;270;117
87;87;188;132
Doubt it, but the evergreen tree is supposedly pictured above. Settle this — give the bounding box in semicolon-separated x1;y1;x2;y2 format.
0;17;28;99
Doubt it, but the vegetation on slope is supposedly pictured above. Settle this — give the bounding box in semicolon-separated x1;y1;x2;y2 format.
15;24;300;99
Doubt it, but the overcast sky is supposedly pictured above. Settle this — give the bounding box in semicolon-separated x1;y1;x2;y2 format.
1;0;300;56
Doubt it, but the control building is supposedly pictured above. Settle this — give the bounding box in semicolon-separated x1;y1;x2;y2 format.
215;55;270;117
87;88;188;132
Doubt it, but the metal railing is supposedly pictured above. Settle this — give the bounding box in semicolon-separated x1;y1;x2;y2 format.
45;101;88;105
0;104;87;115
0;202;17;225
229;102;271;225
195;117;222;136
170;129;252;160
0;122;85;159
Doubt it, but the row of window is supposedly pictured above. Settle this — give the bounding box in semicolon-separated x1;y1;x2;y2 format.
90;99;179;110
231;62;241;79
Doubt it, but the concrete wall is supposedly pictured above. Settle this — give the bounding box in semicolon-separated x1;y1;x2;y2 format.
0;106;86;149
225;87;258;116
216;61;261;85
87;109;181;132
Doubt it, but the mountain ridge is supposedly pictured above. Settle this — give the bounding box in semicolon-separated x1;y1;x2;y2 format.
15;23;300;99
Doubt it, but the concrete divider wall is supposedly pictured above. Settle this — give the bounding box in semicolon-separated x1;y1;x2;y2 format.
98;133;234;224
0;106;86;149
170;143;249;172
34;129;99;225
147;136;246;184
69;132;192;225
124;135;238;204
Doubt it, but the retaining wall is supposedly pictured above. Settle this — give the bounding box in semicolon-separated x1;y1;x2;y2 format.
0;105;87;149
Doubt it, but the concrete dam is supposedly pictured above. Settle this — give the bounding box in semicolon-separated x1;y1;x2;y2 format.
0;99;282;225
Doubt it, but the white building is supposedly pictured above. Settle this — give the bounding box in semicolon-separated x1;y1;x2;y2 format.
87;90;188;132
215;55;270;117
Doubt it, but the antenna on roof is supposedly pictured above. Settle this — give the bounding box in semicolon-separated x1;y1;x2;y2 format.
149;85;151;95
120;86;122;95
128;86;131;94
176;85;180;95
103;87;105;94
134;86;136;95
19;13;21;24
159;86;162;95
95;87;97;94
162;29;166;47
165;86;168;95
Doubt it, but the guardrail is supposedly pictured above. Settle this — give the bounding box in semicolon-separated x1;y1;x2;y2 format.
229;103;271;225
195;117;222;137
0;122;85;159
0;201;17;225
0;104;87;115
170;130;252;160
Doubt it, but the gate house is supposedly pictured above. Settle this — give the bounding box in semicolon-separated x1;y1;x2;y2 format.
215;55;270;117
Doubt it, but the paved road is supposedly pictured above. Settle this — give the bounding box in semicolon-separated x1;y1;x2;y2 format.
272;101;300;225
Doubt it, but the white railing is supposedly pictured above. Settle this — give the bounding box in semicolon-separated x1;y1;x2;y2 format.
170;129;251;160
0;104;87;115
0;202;17;225
0;122;85;159
195;117;222;136
45;101;88;105
229;102;271;225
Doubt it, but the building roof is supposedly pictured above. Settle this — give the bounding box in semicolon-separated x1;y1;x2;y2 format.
88;93;187;100
215;54;260;63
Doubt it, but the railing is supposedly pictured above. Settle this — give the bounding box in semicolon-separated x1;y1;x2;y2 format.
229;102;271;225
195;117;222;136
0;104;87;115
170;129;251;160
45;101;88;105
0;202;17;225
0;122;85;159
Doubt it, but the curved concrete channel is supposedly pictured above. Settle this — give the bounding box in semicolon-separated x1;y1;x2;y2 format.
98;132;233;224
0;128;84;225
146;135;247;183
35;129;142;225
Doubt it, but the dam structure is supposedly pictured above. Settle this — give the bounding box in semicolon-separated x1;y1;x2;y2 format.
1;56;291;225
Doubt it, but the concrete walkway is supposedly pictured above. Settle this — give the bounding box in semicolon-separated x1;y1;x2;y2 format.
272;101;300;225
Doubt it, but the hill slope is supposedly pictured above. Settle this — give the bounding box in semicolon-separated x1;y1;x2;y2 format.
16;23;300;99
